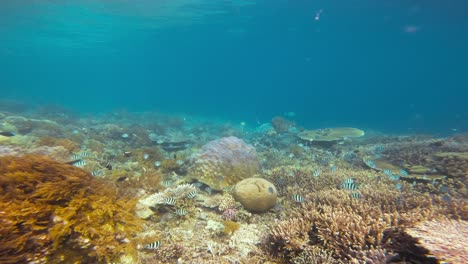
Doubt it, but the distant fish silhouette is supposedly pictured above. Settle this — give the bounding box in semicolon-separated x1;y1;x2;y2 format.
0;131;15;137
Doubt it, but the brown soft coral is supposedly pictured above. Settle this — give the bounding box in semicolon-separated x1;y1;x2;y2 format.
0;155;142;263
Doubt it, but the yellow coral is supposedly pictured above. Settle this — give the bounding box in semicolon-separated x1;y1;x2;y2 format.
0;155;142;263
223;220;240;235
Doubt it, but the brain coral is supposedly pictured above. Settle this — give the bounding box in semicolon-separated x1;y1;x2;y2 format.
189;136;260;191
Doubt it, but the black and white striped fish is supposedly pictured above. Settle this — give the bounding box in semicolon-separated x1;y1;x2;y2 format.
351;192;361;199
186;191;197;199
292;194;305;203
164;197;176;205
342;178;357;190
72;160;86;167
144;241;161;250
399;169;409;177
365;160;376;169
91;170;103;177
70;153;81;160
176;208;187;216
162;180;172;187
383;169;393;176
79;151;91;158
313;169;321;177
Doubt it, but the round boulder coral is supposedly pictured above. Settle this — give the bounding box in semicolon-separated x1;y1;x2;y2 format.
189;136;260;191
233;178;277;213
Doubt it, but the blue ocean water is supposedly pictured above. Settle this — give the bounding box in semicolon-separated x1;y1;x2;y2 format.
1;0;467;133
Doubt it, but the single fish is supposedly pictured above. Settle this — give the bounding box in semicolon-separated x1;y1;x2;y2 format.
72;160;86;167
176;208;187;216
0;131;15;137
70;154;81;160
313;169;321;177
79;151;91;158
365;160;376;169
399;169;409;177
144;241;161;250
186;191;197;199
342;178;357;190
162;180;172;187
292;194;305;203
383;169;393;176
91;170;103;177
164;197;176;205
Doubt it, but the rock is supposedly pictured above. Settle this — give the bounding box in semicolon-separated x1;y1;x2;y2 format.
233;178;277;213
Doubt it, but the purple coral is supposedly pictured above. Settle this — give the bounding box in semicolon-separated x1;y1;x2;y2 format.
222;208;238;221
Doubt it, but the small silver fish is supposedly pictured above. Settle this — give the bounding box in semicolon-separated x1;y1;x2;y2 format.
154;161;161;167
143;153;149;160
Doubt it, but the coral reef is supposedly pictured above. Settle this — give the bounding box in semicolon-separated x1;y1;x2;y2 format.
189;136;260;190
0;155;142;263
1;107;466;263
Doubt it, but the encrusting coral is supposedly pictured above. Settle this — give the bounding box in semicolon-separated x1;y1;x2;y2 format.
0;155;142;263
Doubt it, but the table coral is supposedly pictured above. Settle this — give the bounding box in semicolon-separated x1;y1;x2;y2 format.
0;155;142;263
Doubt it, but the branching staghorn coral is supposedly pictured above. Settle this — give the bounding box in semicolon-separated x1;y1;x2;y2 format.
262;165;467;263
